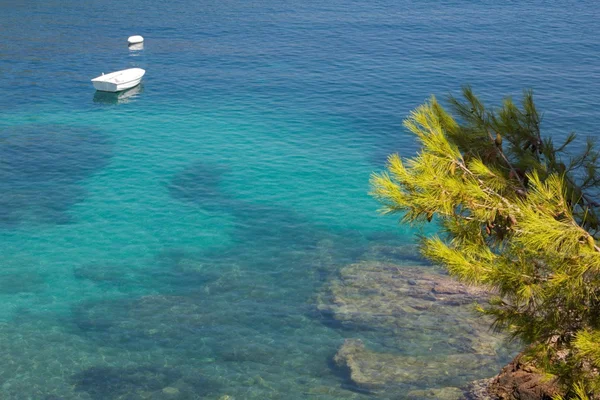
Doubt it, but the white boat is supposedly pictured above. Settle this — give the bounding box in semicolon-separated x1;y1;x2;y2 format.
91;68;145;92
128;35;144;44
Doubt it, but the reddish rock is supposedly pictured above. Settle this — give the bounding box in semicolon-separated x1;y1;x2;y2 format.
487;353;562;400
465;353;563;400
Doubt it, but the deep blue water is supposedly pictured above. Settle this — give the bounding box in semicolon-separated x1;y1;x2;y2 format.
1;0;599;398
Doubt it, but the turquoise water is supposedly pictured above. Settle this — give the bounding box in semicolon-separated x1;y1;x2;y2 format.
1;0;599;398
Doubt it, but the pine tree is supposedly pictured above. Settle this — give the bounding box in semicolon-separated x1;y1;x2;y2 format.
370;88;600;398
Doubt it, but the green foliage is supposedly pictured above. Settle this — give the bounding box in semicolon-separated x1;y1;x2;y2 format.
371;88;600;398
554;382;591;400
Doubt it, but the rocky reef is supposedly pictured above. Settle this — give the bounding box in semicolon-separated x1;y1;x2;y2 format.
317;261;504;356
333;338;496;393
317;260;517;396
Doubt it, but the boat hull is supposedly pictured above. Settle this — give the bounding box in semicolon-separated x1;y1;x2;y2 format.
93;84;143;104
91;68;145;92
92;77;142;92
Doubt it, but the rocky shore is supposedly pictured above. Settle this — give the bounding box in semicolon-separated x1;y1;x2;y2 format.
464;353;561;400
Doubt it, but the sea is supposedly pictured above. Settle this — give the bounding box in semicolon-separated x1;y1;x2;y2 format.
0;0;599;399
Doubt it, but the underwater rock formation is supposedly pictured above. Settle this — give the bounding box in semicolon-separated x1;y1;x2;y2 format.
464;378;497;400
334;338;495;394
319;261;516;394
406;386;464;400
317;261;501;356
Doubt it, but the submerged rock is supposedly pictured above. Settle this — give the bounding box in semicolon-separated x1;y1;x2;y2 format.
464;378;496;400
334;339;494;394
407;386;464;400
161;386;180;396
317;261;502;356
319;261;517;395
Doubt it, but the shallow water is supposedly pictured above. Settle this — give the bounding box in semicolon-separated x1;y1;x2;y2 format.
1;0;599;398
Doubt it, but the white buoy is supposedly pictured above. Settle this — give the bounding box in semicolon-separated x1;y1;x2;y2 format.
128;35;144;45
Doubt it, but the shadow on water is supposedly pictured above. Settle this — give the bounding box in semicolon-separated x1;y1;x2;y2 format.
92;84;144;106
0;124;112;227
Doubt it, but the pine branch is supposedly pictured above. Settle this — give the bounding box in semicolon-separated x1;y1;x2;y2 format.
372;89;600;396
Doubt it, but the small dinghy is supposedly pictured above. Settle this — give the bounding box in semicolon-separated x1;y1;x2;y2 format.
91;68;145;92
128;35;144;44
